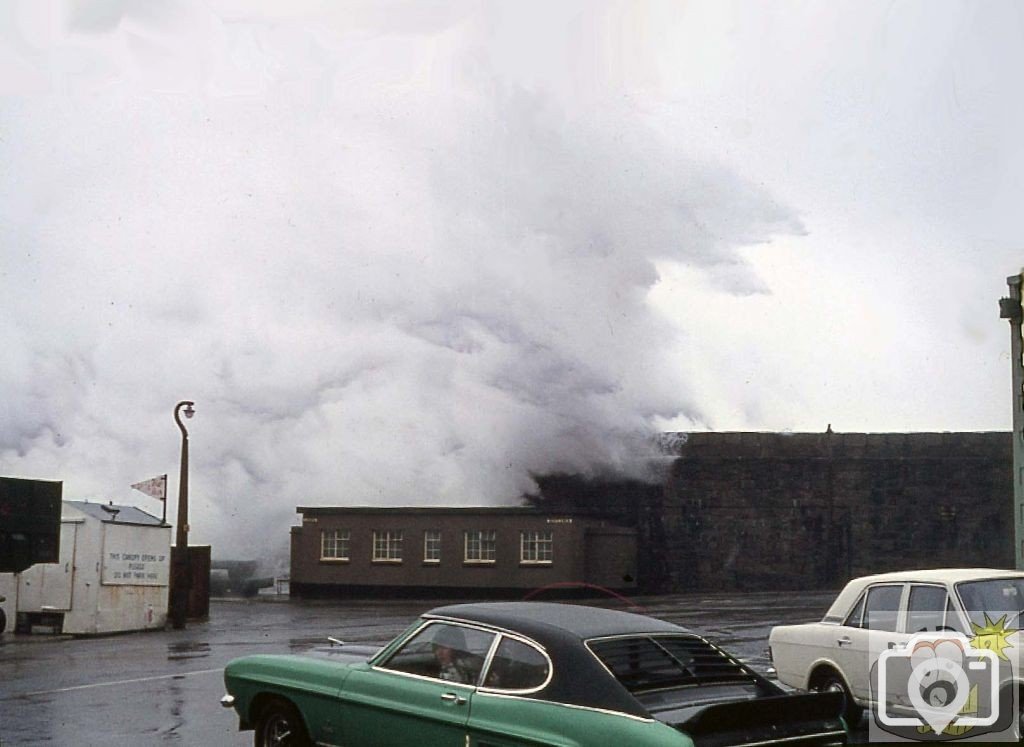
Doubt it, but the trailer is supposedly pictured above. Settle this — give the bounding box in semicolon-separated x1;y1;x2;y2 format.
15;501;171;635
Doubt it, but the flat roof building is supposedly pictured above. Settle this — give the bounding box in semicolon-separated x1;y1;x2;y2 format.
290;506;637;599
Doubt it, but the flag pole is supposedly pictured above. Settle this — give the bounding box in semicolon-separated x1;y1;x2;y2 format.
161;473;168;525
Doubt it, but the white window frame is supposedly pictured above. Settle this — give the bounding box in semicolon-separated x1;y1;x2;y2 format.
464;529;496;564
423;530;441;563
372;530;403;563
320;529;350;561
520;530;553;564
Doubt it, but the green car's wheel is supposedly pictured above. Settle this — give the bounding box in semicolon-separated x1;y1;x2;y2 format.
254;698;311;747
0;607;6;635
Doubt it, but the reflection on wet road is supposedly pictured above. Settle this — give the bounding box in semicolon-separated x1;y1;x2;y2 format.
0;591;844;745
167;641;212;662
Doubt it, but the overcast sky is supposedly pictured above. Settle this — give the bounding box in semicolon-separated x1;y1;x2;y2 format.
2;1;1022;559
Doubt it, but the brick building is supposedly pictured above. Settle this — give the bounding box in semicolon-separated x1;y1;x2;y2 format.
289;506;637;598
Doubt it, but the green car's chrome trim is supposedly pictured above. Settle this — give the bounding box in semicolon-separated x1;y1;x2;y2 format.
731;733;846;747
367;619;422;665
371;618;489;681
478;624;502;684
475;631;554;694
368;664;479;688
423;612;544;642
421;613;556;693
373;618;501;662
584;630;716;648
373;618;556;695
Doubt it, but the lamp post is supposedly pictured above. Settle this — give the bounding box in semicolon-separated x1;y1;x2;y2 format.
170;400;195;629
1000;277;1024;570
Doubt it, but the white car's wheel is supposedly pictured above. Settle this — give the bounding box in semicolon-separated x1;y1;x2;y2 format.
995;684;1024;740
814;672;863;727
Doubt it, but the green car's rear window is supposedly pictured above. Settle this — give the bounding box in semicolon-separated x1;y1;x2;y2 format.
588;635;756;694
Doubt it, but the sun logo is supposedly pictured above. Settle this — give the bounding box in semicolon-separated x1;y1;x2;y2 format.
969;613;1017;661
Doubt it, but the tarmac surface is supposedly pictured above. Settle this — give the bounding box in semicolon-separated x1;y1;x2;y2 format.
0;590;847;746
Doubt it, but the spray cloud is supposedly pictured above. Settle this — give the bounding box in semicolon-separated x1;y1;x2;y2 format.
0;1;800;558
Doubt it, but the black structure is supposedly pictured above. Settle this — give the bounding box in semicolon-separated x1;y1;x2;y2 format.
530;432;1015;593
0;476;62;573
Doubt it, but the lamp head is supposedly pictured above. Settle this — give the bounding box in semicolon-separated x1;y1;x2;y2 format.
183;402;195;419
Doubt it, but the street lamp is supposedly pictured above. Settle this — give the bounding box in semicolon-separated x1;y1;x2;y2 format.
1001;276;1024;570
170;400;195;629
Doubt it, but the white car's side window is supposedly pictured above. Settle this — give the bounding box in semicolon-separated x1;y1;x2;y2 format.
844;593;866;628
906;585;949;633
863;585;902;632
944;597;967;632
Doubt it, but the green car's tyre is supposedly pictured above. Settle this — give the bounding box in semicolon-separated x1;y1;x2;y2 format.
254;698;311;747
0;607;6;635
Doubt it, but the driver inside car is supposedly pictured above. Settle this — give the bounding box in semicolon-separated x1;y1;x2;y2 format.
432;626;476;684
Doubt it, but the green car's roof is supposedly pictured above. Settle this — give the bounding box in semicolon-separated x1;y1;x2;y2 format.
426;602;685;642
422;602;693;719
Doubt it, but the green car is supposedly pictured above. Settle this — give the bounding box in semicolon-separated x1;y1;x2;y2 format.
222;602;846;746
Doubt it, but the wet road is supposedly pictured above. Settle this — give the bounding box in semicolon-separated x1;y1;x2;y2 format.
0;591;841;746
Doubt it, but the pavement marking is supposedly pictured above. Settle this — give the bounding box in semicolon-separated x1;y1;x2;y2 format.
13;667;224;698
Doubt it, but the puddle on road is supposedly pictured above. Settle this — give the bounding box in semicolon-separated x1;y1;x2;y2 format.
167;641;211;661
288;636;327;650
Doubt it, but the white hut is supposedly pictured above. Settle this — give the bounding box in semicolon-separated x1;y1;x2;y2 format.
15;501;171;635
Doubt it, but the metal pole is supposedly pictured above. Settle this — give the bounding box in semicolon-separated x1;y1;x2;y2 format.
171;401;194;629
161;472;168;526
1000;277;1024;570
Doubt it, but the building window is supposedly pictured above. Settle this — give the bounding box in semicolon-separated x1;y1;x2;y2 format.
321;529;350;560
424;530;441;563
464;530;496;563
521;530;553;564
373;530;403;562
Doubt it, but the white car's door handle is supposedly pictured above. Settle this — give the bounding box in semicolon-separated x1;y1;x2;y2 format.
441;692;467;705
837;636;852;647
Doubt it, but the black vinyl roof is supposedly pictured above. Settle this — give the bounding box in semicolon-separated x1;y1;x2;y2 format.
427;602;686;641
423;602;692;718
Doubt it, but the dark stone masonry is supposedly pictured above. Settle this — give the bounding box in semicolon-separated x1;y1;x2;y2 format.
533;432;1014;593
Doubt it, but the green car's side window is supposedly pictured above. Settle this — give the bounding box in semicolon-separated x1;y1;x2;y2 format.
482;636;550;691
380;622;495;685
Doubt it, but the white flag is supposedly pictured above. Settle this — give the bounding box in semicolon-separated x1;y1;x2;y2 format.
131;474;167;501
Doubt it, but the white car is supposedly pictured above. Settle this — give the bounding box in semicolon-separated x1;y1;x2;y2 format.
769;568;1024;727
